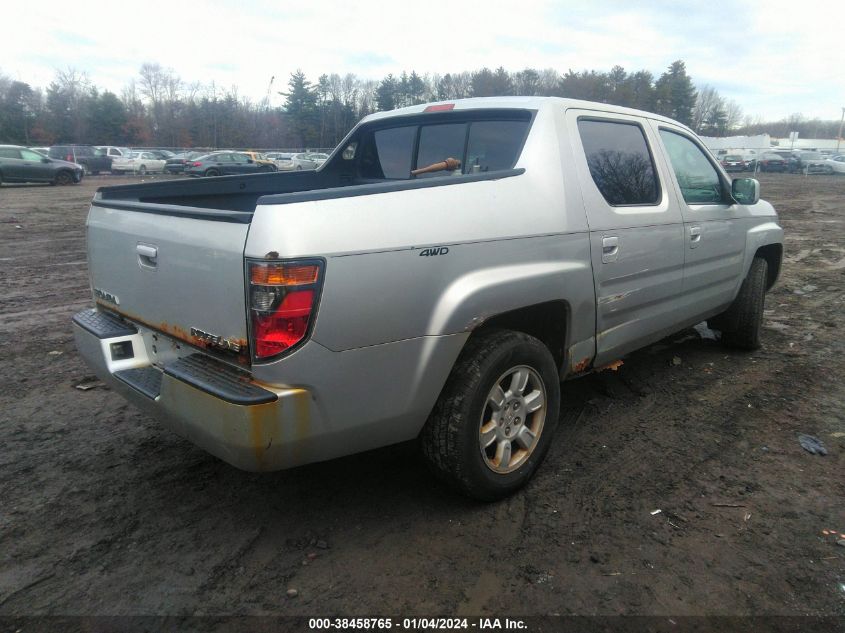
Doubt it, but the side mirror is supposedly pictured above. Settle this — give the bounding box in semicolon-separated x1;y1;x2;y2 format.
732;178;760;205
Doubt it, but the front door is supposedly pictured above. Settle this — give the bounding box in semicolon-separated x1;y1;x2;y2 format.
652;124;746;321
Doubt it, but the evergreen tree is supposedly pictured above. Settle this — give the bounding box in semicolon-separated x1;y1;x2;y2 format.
87;91;127;143
376;74;397;111
654;60;696;126
281;70;318;147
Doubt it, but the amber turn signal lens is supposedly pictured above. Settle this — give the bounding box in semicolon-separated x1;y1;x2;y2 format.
250;264;319;286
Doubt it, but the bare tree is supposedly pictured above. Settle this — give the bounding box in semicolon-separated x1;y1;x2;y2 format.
692;84;722;133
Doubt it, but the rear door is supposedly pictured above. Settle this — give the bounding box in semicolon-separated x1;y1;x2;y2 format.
652;124;746;319
566;109;686;364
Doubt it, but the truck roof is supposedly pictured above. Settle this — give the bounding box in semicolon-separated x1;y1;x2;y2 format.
362;96;690;130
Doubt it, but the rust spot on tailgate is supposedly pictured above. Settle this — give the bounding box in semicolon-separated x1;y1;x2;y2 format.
96;301;250;365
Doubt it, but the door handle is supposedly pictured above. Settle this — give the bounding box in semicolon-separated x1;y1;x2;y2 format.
689;226;702;248
137;243;158;269
601;236;619;263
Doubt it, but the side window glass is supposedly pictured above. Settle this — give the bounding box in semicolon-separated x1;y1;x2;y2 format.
363;126;416;179
577;119;660;206
20;149;43;161
0;148;22;159
659;130;724;204
416;123;466;177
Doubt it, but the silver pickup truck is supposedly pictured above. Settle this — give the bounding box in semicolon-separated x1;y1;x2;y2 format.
73;97;783;500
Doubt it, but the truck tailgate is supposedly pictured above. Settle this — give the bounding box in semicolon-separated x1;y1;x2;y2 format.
86;203;249;358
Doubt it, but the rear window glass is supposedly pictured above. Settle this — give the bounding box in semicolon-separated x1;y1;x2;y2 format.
578;119;660;206
359;115;529;180
416;123;466;178
0;148;21;159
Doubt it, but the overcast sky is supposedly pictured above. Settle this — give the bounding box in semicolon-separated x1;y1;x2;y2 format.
5;0;844;121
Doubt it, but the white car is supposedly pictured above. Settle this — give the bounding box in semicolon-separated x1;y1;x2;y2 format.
110;151;166;175
823;154;845;174
291;152;329;170
265;152;296;171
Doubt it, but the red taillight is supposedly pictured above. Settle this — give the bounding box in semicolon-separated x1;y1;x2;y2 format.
190;161;202;167
248;261;322;360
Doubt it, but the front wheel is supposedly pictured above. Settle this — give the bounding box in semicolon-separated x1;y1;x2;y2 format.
420;329;561;501
711;257;768;350
54;170;74;186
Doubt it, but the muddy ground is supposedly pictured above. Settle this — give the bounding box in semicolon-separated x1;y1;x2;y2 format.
0;173;843;619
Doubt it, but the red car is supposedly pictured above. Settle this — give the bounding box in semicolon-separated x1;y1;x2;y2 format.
758;153;788;173
720;155;747;172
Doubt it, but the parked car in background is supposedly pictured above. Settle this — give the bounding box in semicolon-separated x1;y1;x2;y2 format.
110;151;166;175
97;146;132;161
146;149;175;160
264;152;296;170
0;145;83;186
757;153;788;172
822;154;845;174
291;152;329;170
789;151;827;174
29;147;50;156
164;151;206;174
49;145;112;175
241;151;279;172
184;151;266;177
720;155;747;172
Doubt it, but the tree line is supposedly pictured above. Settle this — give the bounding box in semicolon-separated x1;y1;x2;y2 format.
0;61;839;149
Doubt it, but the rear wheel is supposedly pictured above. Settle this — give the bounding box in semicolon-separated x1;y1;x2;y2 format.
420;329;561;500
54;170;74;186
138;165;147;176
204;169;220;177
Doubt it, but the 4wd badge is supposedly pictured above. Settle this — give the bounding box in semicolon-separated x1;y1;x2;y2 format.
419;246;449;257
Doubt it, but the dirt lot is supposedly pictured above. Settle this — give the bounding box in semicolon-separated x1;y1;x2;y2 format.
0;173;843;618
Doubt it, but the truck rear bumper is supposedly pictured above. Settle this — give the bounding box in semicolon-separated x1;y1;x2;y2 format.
73;309;321;472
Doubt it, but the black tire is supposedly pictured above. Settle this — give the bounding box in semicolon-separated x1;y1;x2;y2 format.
54;170;74;186
259;165;275;173
204;169;220;177
296;165;303;171
138;165;147;176
712;257;768;350
420;329;561;501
